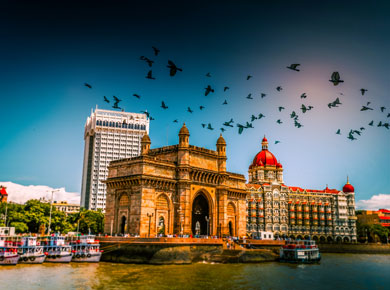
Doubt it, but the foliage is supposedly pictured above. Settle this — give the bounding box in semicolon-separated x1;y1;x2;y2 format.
357;220;389;243
0;200;104;234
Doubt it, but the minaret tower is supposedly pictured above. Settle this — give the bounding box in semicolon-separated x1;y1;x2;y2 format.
216;134;227;172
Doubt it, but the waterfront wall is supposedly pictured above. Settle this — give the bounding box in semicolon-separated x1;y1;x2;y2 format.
99;237;278;264
319;243;390;254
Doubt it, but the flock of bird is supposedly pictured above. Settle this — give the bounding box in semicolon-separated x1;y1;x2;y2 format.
84;47;389;144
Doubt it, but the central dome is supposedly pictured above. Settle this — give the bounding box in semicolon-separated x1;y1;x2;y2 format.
250;136;279;168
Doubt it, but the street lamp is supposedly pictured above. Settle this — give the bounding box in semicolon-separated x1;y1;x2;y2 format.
205;216;210;236
147;212;154;238
48;189;60;235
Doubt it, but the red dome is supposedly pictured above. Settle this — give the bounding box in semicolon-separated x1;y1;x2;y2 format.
343;183;354;193
262;136;268;142
251;150;277;168
276;162;283;168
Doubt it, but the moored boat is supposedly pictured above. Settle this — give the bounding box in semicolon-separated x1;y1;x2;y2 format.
0;237;19;265
41;235;72;263
17;236;46;264
70;235;102;262
279;239;321;263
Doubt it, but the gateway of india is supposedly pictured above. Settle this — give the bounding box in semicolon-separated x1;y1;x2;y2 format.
104;124;357;242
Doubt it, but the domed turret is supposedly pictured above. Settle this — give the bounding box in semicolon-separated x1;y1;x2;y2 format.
216;134;226;171
217;134;226;145
141;134;151;155
179;123;189;148
343;176;355;193
250;136;278;168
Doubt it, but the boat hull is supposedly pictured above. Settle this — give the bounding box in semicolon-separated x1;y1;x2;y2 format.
0;255;19;265
72;252;101;263
19;254;46;264
45;254;73;263
278;256;321;264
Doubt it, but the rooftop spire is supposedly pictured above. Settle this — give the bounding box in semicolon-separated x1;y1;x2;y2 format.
261;135;268;150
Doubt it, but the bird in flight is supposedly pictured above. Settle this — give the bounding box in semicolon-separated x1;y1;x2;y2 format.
207;123;214;130
223;100;228;105
329;72;344;86
380;106;386;112
290;111;297;119
113;96;122;103
223;118;234;127
161;101;168;109
205;85;215;96
247;75;252;80
275;141;281;144
140;56;154;67
199;105;205;110
173;119;178;123
278;106;285;112
277;119;283;124
246;94;253;99
141;111;150;118
224;86;229;92
388;113;390;118
258;113;265;119
146;70;156;80
261;93;267;98
205;72;211;77
187;107;193;113
167;60;182;76
276;86;283;92
149;117;155;121
328;97;342;108
301;104;308;113
237;123;245;134
360;88;368;95
201;123;206;128
368;120;374;126
245;122;254;128
336;129;341;135
133;94;141;99
103;96;110;103
286;63;300;71
112;103;120;110
84;83;92;89
348;134;357;141
361;105;373;111
294;120;303;128
152;46;160;56
300;93;307;99
220;128;226;132
251;115;257;122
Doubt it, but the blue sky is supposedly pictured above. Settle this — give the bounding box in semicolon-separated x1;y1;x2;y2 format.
0;0;389;204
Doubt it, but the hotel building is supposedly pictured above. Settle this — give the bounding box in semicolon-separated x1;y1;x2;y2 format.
246;137;357;243
80;107;149;211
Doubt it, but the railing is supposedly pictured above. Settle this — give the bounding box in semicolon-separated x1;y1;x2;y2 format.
99;237;224;245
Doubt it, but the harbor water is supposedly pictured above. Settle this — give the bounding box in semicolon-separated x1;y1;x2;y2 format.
0;254;388;289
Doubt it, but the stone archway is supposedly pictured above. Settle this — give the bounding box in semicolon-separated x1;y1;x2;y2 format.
227;202;236;237
192;194;210;235
320;236;326;243
336;236;342;243
120;216;127;235
156;194;171;235
228;221;233;236
327;236;333;243
343;236;350;243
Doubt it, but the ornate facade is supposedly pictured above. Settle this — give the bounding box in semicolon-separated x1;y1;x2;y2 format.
246;137;357;242
104;124;247;237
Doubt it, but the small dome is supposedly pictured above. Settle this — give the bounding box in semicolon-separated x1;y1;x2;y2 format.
343;177;354;193
217;134;226;145
276;162;283;168
179;123;189;135
141;134;151;143
262;136;268;142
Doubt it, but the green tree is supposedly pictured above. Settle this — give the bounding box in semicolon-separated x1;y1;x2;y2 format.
68;208;104;234
10;221;28;233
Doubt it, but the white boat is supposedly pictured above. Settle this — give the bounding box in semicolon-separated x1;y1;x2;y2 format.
279;239;321;263
70;235;102;263
41;235;72;263
17;236;46;264
0;237;19;265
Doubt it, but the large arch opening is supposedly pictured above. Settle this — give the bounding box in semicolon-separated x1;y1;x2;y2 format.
120;216;127;235
228;221;233;236
192;194;210;236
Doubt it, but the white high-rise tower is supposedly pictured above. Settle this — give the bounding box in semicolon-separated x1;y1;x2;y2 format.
80;107;149;211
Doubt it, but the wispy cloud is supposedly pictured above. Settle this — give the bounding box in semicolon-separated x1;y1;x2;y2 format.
356;194;390;210
0;181;80;204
